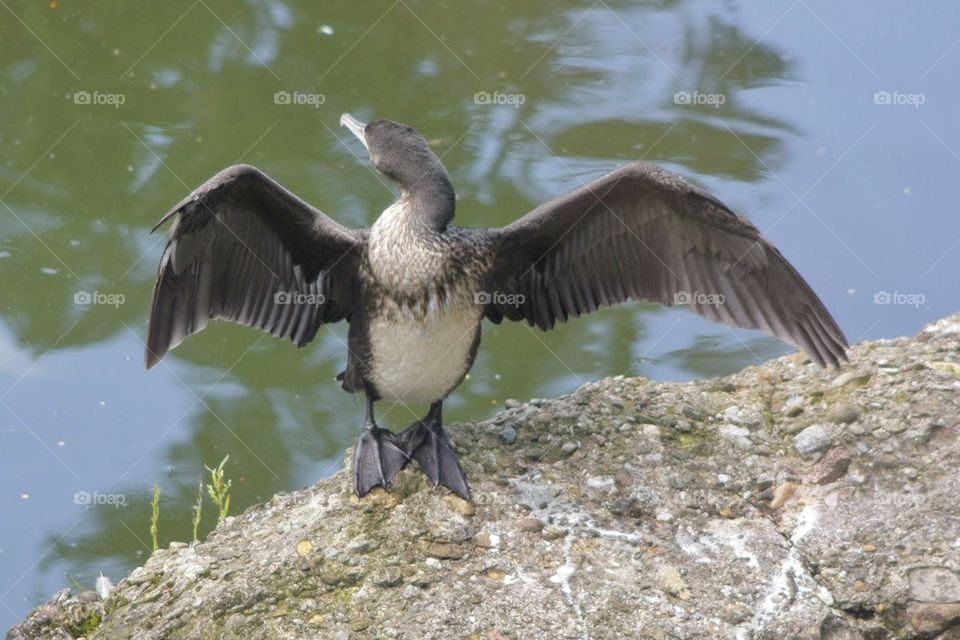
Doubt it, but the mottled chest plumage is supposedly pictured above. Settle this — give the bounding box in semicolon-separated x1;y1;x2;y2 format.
359;202;495;403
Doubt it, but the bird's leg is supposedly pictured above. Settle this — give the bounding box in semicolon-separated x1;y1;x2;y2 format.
352;394;409;497
399;401;471;500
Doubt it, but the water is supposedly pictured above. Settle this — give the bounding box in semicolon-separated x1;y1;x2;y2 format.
1;0;957;625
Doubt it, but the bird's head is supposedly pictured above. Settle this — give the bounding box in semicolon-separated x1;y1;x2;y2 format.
340;114;455;219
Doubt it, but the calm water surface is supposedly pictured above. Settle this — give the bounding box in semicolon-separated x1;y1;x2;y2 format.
1;0;957;623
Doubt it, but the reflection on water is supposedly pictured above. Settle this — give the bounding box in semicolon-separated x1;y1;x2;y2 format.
1;0;956;624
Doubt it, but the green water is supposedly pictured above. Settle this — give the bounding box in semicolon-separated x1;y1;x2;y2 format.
2;0;957;624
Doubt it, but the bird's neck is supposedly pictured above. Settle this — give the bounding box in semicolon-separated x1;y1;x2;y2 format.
402;172;455;232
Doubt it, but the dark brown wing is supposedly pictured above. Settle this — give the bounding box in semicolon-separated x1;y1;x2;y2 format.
145;164;364;369
485;162;848;367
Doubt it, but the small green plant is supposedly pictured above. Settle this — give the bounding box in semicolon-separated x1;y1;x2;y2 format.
191;478;204;543
205;455;232;524
66;573;86;592
150;484;161;551
67;611;101;636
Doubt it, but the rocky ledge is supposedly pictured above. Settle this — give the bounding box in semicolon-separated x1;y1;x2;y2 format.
8;314;960;640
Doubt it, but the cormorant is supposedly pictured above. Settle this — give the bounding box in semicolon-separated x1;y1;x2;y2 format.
145;113;847;500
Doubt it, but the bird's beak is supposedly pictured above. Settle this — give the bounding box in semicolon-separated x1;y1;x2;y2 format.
340;113;368;151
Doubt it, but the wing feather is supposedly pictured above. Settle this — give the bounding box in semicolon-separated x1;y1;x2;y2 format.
145;164;363;368
486;162;848;366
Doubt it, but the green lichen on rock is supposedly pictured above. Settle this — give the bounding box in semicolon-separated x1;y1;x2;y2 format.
66;611;100;637
7;314;960;640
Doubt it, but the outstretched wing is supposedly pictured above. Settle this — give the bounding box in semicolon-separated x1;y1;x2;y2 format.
485;162;847;367
145;164;364;368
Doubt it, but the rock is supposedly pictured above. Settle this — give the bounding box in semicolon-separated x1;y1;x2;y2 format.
655;564;691;600
8;313;960;640
719;424;751;449
542;526;568;540
909;567;960;602
369;567;403;587
805;447;852;485
929;362;960;377
500;427;517;445
672;419;693;432
504;399;522;409
523;447;542;461
782;396;805;417
770;482;798;509
560;441;579;456
827;404;861;424
515;481;557;510
831;371;870;388
906;602;960;636
421;542;465;560
794;424;832;457
472;532;499;549
935;624;960;639
443;495;476;517
585;476;614;491
516;517;543;533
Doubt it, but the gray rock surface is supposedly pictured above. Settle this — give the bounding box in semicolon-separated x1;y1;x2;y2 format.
7;314;960;640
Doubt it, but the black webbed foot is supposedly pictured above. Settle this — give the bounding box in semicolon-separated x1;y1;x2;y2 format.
352;427;409;497
399;402;470;500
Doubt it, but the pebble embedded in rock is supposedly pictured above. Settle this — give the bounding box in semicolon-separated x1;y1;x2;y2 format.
805;447;852;485
607;395;625;409
586;476;615;491
722;405;744;424
640;423;660;438
542;526;568;540
346;536;375;554
516;517;544;533
672;419;693;432
560;441;579;456
908;567;960;602
827;404;860;424
655;564;691;600
472;532;499;549
905;602;960;636
831;370;870;388
770;482;798;509
504;399;522;409
443;495;477;517
515;481;557;510
782;396;805;417
794;424;832;457
501;427;517;445
523;447;542;461
719;424;751;449
370;567;403;587
422;542;465;560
